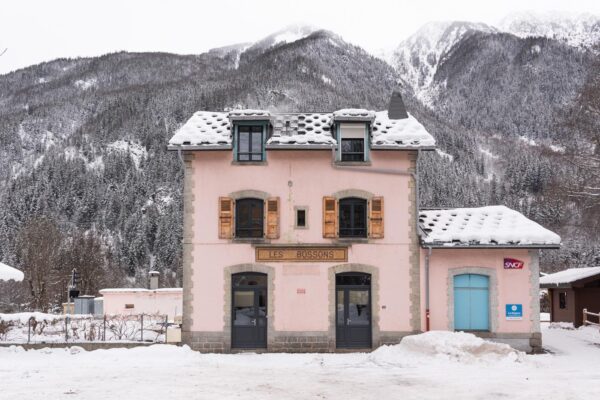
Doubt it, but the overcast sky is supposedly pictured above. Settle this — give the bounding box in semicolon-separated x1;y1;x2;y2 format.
1;0;599;74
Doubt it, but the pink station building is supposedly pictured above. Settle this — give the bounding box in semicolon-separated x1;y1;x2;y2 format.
168;92;561;353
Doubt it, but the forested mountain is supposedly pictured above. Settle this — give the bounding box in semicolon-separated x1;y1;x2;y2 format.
0;28;397;310
393;15;600;273
0;16;599;311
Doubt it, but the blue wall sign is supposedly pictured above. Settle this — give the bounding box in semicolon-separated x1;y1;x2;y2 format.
505;304;523;320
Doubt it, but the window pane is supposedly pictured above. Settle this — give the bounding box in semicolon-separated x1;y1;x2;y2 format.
559;292;567;309
233;290;254;326
336;274;371;286
237;126;264;162
341;139;364;162
337;290;344;324
339;198;367;237
251;131;263;153
297;209;306;227
348;290;370;325
339;203;353;229
257;289;267;318
239;131;250;152
233;273;267;287
235;199;264;238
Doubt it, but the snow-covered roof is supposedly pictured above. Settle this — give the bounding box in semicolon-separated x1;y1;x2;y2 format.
332;109;375;121
540;267;600;287
168;111;231;147
268;113;335;146
372;111;436;148
100;288;183;294
418;205;561;247
0;262;24;282
228;109;271;120
168;109;435;150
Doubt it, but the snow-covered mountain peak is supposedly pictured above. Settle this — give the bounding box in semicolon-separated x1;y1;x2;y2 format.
391;21;497;105
498;11;600;48
248;24;321;52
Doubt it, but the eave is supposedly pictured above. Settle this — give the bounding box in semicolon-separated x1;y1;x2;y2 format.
167;145;232;151
371;145;437;151
419;242;561;250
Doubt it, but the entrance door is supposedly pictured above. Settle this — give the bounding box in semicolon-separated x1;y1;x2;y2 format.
336;273;372;348
231;273;267;349
454;274;489;331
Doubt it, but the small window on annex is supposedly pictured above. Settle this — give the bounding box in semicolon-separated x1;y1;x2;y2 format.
237;125;264;162
559;292;567;309
235;198;264;238
339;197;367;238
295;207;307;229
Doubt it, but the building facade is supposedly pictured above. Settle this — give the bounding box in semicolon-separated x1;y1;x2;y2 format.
540;267;600;327
168;93;560;353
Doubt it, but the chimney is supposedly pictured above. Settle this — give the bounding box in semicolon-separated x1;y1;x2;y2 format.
149;271;159;290
388;90;408;119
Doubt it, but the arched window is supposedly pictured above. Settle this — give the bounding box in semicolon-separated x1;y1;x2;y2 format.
235;198;264;238
339;197;367;238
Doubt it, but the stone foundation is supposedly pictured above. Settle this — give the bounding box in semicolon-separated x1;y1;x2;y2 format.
183;331;228;353
184;330;420;353
478;332;543;354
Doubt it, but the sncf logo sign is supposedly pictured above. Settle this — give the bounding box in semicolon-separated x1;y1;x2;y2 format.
504;258;524;269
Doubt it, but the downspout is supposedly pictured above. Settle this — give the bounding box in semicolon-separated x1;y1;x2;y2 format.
425;246;432;331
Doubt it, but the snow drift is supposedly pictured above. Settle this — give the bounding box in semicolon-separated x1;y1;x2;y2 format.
370;331;525;366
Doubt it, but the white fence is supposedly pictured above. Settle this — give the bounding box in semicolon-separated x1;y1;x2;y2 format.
0;313;169;344
583;308;600;327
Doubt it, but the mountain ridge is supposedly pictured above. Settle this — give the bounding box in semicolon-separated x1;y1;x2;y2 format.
1;16;599;311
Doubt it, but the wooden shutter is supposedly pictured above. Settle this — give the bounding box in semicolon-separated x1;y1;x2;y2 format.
369;197;384;239
265;197;280;239
218;197;233;239
323;196;338;238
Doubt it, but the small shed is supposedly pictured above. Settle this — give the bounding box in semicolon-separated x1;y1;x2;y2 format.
74;295;96;315
540;267;600;327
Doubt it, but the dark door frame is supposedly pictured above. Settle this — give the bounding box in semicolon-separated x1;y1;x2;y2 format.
231;272;268;349
336;272;372;349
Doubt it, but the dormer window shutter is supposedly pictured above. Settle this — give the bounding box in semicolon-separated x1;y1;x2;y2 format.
323;196;338;238
219;197;234;239
368;196;384;239
266;197;280;239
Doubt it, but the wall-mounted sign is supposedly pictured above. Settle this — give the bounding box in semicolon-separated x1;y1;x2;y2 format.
256;246;348;262
505;304;523;320
296;288;306;294
504;258;524;269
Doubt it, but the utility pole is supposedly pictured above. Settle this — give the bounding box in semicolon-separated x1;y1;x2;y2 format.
66;269;80;314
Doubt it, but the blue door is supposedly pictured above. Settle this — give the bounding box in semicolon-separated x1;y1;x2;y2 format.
454;274;489;331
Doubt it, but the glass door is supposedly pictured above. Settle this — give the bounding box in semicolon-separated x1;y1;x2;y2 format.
232;273;268;349
336;273;372;348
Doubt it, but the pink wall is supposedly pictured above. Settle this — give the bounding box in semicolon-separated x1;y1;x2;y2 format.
101;289;182;320
189;150;416;333
420;248;535;333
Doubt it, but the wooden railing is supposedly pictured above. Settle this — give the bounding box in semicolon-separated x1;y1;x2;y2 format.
583;308;600;327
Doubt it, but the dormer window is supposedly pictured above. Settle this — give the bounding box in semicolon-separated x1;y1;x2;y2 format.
337;123;368;162
237;125;264;162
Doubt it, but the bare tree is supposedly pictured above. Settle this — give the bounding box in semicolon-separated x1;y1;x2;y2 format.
17;218;64;312
60;230;123;296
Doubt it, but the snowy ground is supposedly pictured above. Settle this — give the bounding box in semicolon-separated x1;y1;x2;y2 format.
1;323;599;399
